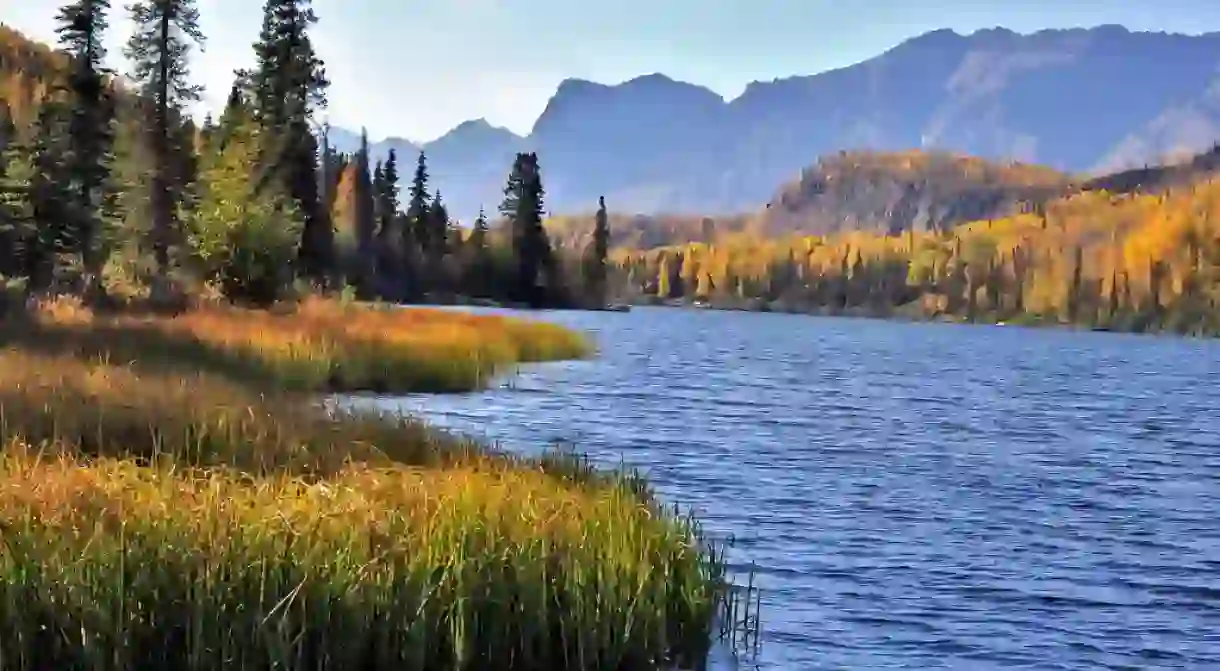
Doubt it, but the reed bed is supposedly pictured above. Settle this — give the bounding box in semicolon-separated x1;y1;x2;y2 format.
7;297;591;394
0;318;741;669
0;347;474;474
0;447;726;671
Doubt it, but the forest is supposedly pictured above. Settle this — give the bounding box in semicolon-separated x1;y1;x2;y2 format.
602;148;1220;336
0;10;612;311
6;4;1220;336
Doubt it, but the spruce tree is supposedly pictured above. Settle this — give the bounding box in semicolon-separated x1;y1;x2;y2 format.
469;206;488;252
405;150;430;258
500;152;550;306
584;195;610;306
56;0;115;293
352;128;375;296
371;159;384;231
251;0;330;281
428;189;449;257
465;206;491;298
377;148;399;238
125;0;204;280
26;101;75;288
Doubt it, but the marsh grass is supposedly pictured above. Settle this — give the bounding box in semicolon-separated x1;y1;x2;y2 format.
2;296;591;394
0;301;747;669
0;446;727;671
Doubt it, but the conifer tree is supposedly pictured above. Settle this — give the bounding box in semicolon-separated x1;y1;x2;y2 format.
584;195;610;305
26;100;75;288
371;159;384;230
377;147;399;238
428;189;449;257
352;128;375;296
405;150;430;258
125;0;204;280
464;206;491;297
500;152;551;306
56;0;115;290
250;0;330;281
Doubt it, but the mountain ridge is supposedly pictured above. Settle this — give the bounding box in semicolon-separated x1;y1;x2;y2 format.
333;24;1220;222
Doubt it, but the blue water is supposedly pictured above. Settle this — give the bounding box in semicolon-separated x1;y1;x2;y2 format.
352;307;1220;670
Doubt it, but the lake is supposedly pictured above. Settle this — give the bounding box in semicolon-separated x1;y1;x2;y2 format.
349;307;1220;670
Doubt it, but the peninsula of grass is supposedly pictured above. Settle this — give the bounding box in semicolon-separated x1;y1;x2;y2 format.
17;296;591;394
0;298;741;670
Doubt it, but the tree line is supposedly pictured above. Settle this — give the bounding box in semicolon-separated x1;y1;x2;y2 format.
0;1;613;309
617;176;1220;335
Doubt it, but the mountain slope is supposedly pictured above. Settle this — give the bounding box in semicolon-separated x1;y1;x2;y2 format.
359;25;1220;221
756;150;1075;236
545;150;1079;251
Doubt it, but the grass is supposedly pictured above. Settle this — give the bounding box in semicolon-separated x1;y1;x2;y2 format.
9;296;592;394
0;447;727;671
0;298;744;670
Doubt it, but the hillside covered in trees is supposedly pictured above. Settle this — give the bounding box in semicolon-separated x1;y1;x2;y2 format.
547;151;1079;251
612;147;1220;336
0;12;613;311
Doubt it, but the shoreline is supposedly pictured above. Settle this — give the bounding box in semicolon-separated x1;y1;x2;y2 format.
0;297;751;669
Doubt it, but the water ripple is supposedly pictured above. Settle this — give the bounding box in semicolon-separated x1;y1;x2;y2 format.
349;308;1220;670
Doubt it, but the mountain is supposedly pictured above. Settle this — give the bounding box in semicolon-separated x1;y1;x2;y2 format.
756;150;1075;237
545;150;1079;251
348;24;1220;222
422;119;523;217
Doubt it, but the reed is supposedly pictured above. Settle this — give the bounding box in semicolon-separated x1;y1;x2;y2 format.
0;309;743;669
5;296;591;394
0;446;727;671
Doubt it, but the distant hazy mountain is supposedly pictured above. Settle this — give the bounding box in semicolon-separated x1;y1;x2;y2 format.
340;25;1220;222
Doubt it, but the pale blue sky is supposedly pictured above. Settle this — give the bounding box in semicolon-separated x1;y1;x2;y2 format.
5;1;1220;142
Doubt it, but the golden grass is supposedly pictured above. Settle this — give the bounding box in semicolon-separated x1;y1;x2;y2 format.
0;446;725;670
0;300;740;669
8;296;591;394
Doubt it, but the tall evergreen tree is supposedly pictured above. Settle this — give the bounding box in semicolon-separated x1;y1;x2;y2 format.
125;0;204;279
465;206;491;297
428;189;449;257
250;0;330;282
405;150;430;257
426;189;452;293
500;152;551;306
583;195;610;306
371;159;384;230
377;148;399;237
56;0;115;292
352;128;375;296
317;121;334;219
469;206;488;252
26;100;75;288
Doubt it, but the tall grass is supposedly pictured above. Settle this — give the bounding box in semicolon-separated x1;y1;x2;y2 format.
0;447;726;671
0;305;747;669
7;296;591;394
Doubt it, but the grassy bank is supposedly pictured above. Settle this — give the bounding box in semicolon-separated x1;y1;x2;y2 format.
13;297;591;394
0;446;725;670
0;299;740;669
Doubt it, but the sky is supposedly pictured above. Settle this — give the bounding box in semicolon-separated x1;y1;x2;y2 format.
5;1;1220;143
